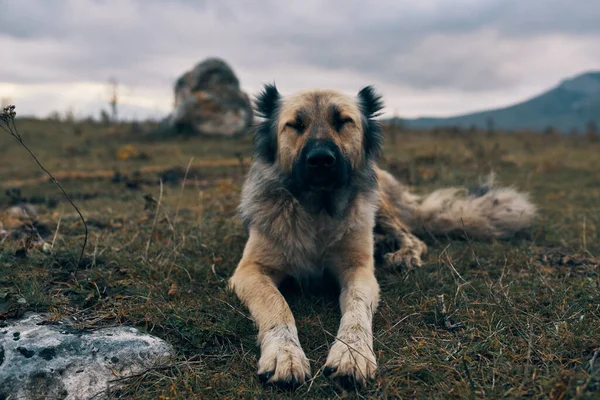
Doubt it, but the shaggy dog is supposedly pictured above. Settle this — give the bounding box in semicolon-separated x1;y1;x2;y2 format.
228;84;536;388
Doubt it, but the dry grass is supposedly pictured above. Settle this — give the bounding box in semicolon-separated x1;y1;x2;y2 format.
1;118;599;399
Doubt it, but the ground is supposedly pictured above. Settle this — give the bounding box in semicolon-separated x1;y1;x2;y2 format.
0;118;599;399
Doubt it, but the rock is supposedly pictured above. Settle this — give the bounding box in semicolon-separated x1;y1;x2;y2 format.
1;204;39;233
168;57;253;137
42;241;53;254
0;313;175;400
6;204;38;219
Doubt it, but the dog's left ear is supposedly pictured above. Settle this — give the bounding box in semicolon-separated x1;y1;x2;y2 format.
357;86;384;160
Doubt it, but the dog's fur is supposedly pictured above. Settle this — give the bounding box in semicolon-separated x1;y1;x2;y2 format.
228;84;537;388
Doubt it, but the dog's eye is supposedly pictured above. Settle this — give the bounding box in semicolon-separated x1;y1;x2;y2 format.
339;117;353;126
285;120;305;133
333;114;353;131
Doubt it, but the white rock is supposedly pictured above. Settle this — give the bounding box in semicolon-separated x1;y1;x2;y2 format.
42;241;53;254
0;313;175;400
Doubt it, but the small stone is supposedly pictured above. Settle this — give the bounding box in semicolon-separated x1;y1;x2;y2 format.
42;242;53;254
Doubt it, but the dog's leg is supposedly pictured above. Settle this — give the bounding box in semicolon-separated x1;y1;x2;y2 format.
375;191;427;269
228;255;310;387
323;238;380;387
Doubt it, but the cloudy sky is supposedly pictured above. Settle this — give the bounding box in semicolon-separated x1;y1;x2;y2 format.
1;0;599;120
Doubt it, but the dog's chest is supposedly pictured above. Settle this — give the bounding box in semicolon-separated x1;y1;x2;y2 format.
278;210;349;277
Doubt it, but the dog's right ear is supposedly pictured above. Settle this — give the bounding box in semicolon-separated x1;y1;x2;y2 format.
255;83;281;119
253;83;280;163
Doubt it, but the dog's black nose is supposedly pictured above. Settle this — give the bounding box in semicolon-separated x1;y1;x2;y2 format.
306;148;336;169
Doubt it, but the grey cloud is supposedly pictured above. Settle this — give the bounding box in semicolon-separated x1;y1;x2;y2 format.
247;0;600;90
0;0;599;96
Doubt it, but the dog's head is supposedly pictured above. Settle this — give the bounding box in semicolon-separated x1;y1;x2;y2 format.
252;84;384;192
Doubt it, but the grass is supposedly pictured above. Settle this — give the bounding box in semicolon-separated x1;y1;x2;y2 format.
1;117;599;399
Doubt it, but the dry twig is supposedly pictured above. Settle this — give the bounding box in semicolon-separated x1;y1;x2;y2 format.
1;105;88;276
436;294;465;331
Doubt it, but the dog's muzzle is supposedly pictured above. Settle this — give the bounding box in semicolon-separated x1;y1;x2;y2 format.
298;140;347;190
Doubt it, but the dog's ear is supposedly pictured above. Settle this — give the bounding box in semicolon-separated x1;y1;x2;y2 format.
357;86;384;160
358;86;384;119
253;83;281;163
255;83;281;119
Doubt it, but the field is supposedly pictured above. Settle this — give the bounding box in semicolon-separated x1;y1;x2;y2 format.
1;117;599;399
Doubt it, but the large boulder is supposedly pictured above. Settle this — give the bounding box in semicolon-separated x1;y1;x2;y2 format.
168;57;253;137
0;313;175;400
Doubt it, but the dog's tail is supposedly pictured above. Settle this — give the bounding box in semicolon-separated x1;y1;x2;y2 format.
409;173;537;240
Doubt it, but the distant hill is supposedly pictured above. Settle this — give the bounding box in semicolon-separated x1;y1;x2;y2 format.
400;72;600;133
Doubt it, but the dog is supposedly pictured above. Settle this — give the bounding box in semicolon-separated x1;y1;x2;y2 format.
228;84;536;388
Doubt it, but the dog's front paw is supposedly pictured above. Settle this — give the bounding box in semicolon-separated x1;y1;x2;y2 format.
258;325;311;388
383;238;427;270
323;337;377;388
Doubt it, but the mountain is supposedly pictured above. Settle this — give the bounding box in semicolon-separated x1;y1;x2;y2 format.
400;72;600;133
